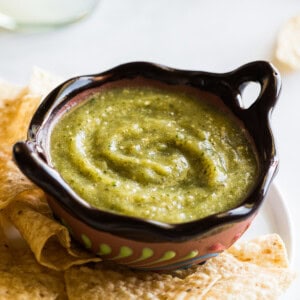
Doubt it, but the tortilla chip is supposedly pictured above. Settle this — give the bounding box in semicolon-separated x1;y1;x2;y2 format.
203;273;292;300
0;68;63;210
64;234;295;300
275;15;300;71
0;80;23;104
0;271;66;300
227;233;289;268
64;262;220;300
0;79;45;210
3;195;100;271
0;217;14;271
0;146;36;209
0;90;41;146
28;67;63;98
0;214;67;300
202;254;294;299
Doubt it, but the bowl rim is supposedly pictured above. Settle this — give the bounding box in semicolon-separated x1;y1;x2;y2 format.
13;60;281;242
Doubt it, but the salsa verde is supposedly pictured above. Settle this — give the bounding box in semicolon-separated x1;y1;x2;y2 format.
50;84;258;223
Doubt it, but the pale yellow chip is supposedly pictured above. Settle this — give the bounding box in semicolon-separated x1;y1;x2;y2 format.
275;15;300;71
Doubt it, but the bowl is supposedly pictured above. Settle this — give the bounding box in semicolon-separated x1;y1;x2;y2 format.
13;61;281;271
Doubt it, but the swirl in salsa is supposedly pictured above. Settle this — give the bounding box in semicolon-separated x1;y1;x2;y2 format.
50;83;258;223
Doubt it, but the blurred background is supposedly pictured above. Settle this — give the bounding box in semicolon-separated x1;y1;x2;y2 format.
0;0;299;297
0;0;298;82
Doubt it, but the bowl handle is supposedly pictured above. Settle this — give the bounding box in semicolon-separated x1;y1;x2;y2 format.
226;61;281;113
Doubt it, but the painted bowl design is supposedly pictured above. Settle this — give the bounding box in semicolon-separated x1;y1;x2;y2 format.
13;61;281;271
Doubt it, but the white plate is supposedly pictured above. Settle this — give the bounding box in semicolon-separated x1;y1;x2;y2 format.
242;184;294;262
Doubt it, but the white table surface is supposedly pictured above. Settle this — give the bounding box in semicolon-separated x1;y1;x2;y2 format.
0;0;299;298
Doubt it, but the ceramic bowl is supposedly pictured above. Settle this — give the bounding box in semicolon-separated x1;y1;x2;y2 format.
13;61;281;271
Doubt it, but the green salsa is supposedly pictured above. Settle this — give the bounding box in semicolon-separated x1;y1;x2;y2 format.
50;83;258;223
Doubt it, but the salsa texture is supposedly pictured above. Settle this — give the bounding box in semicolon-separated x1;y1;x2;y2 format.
50;84;258;223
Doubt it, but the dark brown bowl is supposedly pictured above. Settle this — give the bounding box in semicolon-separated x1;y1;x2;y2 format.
13;61;281;271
